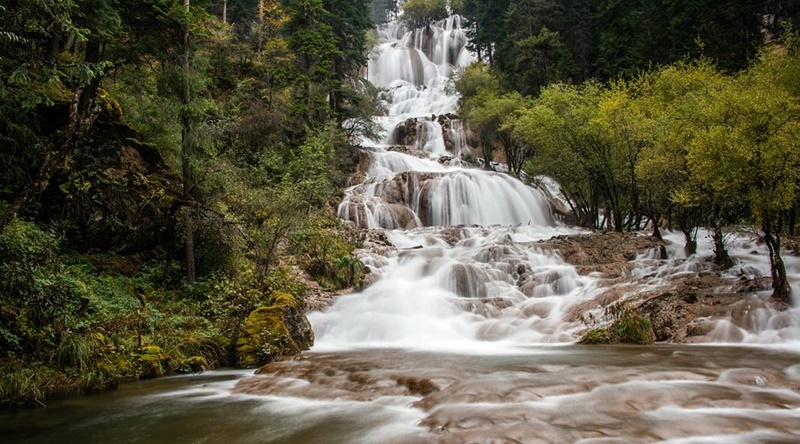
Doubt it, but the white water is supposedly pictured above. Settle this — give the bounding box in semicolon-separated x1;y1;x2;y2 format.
337;16;554;230
322;13;800;353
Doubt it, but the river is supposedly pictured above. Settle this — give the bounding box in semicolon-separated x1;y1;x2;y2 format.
2;345;799;443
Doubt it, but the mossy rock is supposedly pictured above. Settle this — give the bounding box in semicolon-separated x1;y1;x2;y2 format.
176;356;208;374
137;345;170;379
235;294;314;368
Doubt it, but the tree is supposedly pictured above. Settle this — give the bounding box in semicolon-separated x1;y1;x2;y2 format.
281;0;339;129
0;0;120;234
497;0;577;94
461;0;509;64
727;44;800;303
516;82;609;228
400;0;448;28
322;0;374;123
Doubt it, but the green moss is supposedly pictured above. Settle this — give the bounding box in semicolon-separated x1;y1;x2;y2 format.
271;291;297;308
235;303;300;369
137;345;170;379
580;305;655;345
175;356;208;374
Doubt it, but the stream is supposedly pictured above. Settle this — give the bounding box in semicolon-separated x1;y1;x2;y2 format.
2;345;800;443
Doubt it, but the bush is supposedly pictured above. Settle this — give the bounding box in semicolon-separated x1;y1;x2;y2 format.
289;216;365;290
611;311;655;344
580;302;655;345
579;328;614;344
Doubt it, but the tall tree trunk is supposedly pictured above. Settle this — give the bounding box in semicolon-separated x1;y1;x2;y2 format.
681;226;697;256
712;224;733;269
764;215;791;306
258;0;264;22
650;214;668;259
182;0;196;285
222;0;227;23
711;204;733;269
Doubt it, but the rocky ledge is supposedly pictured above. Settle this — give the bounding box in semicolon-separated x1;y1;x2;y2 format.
538;231;789;343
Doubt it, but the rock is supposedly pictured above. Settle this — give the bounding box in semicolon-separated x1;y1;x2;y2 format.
236;293;314;368
640;293;692;342
537;232;664;274
391;118;418;146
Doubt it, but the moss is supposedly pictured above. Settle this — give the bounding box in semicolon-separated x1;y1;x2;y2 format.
579;328;614;344
235;304;298;369
580;310;655;345
271;291;297;308
175;356;208;374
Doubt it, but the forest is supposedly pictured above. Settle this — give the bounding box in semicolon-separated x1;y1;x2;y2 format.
1;0;799;407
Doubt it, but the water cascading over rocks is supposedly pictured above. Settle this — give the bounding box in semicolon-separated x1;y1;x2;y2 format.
321;15;592;348
338;16;552;230
318;13;800;350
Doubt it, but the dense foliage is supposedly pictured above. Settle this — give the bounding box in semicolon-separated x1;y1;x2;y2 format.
458;0;799;94
0;0;374;406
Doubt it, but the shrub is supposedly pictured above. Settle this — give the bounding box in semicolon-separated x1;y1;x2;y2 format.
579;302;655;345
289;216;365;290
579;328;614;344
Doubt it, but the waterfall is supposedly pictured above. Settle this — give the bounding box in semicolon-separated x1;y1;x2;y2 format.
317;14;800;351
339;15;551;230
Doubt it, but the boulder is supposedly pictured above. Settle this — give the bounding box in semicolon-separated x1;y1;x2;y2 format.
236;294;314;368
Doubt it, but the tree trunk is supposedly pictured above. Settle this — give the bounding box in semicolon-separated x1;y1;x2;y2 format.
764;215;791;306
681;227;697;256
222;0;227;23
651;214;662;240
712;224;733;269
182;0;196;285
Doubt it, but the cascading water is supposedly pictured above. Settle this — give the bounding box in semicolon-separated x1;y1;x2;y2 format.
337;15;553;231
320;13;800;351
321;14;591;349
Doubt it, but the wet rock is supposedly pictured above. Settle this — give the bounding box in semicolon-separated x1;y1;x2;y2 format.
640;293;692;342
391;118;418;146
387;144;428;158
439;226;468;246
537;232;664;273
396;376;440;396
449;263;488;298
348;150;373;185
